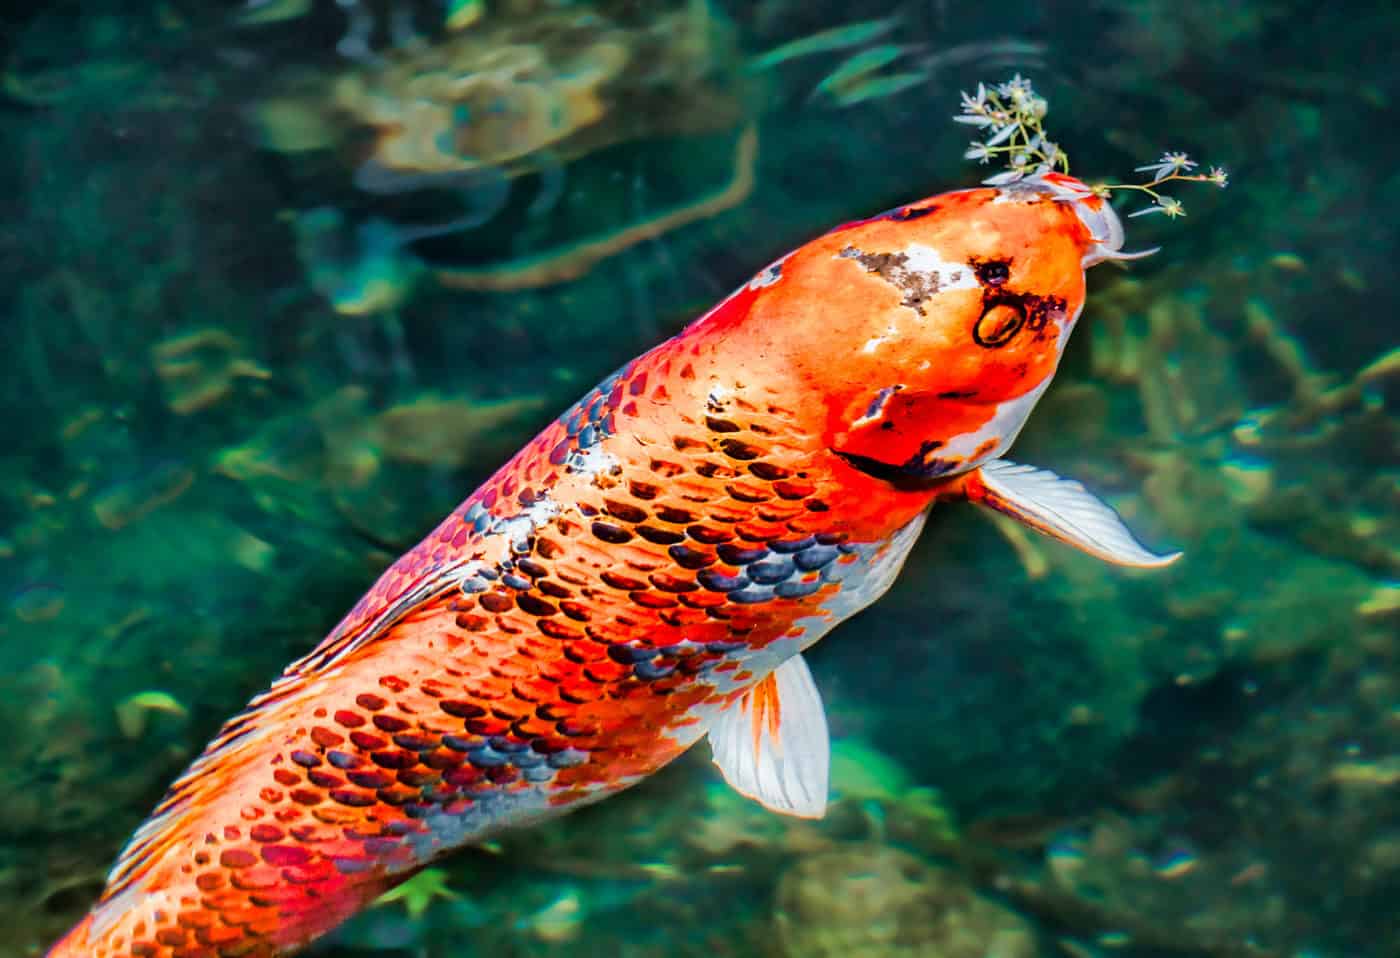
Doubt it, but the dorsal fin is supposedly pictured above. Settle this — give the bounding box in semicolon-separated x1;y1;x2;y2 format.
284;557;474;675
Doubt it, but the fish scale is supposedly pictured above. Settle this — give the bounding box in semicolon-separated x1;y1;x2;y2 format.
50;174;1181;957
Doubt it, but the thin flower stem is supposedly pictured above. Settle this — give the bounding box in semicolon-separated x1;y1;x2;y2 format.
955;76;1229;218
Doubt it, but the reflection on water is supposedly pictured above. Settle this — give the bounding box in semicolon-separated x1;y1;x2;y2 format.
1;1;1395;956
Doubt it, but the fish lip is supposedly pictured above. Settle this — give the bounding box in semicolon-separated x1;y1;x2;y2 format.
1013;172;1154;268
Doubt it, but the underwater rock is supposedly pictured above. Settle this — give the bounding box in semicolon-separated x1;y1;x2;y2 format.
249;0;757;310
774;844;1036;958
113;690;190;740
372;393;549;468
151;328;272;416
91;461;195;531
11;581;66;623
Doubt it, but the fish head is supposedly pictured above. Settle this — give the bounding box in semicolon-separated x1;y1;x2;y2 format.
753;172;1130;481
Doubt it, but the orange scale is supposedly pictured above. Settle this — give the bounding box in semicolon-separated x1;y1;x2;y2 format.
310;805;359;826
677;591;727;610
734;520;789;541
724;480;771;502
607;681;652;702
170;946;214;958
537;617;584;640
539;659;583;686
706;504;749;523
493;616;528;636
214;905;269;928
509;677;552;704
756;503;806;522
195;924;243;947
563;637;609;662
228;867;281;891
628;590;678;610
582;621;634;645
659;608;711;631
558;677;605;703
519;633;562;657
557;599;594;622
647;674;688;695
278;860;339;886
772;478;817;500
218;848;258;870
784;514;834;536
582;659;629;683
288;822;337;843
176;910;217;930
470;715;514;736
199;890;244;912
461;677;511;701
308;725;345;749
244;916;283;937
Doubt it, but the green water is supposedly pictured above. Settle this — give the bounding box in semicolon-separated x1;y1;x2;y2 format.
1;1;1395;956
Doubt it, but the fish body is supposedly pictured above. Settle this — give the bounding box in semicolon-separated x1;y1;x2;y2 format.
50;172;1173;957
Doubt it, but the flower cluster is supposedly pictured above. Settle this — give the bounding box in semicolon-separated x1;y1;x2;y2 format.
955;75;1228;219
955;75;1066;186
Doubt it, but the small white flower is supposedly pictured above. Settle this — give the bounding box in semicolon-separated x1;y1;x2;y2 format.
953;112;995;128
1134;151;1196;182
1208;166;1229;188
984;122;1018;147
997;74;1034;101
1128;195;1186;218
983;169;1026;186
964;142;992;163
959;83;988;114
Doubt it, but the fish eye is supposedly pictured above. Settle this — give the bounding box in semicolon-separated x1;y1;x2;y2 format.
973;303;1025;348
974;259;1010;286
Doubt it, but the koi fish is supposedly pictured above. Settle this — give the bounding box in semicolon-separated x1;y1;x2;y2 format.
49;170;1174;957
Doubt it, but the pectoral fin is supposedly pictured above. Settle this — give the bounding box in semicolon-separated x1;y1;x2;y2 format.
708;654;829;819
966;459;1181;567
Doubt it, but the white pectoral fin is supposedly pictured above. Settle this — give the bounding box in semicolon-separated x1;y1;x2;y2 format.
973;459;1182;568
708;654;830;819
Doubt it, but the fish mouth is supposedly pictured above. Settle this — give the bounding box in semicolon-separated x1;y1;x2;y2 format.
832;447;962;486
1021;172;1158;267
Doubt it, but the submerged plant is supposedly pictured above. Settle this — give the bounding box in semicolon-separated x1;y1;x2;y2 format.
956;74;1228;218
